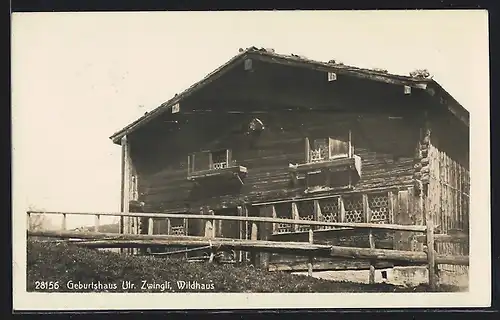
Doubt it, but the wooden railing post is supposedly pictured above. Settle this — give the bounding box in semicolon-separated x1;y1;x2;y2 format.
147;217;154;254
313;200;323;230
308;226;314;276
148;218;154;235
166;218;171;235
250;222;258;266
204;220;214;238
291;203;299;232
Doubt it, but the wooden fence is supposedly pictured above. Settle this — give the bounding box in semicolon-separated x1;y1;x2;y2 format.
26;210;468;289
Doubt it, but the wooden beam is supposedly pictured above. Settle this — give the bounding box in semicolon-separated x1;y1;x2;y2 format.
120;135;131;254
426;208;437;289
363;194;376;284
308;227;314;276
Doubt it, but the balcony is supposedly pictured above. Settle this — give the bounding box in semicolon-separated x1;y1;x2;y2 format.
187;165;248;185
289;154;362;178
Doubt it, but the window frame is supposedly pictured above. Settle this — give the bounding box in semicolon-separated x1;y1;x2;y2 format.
188;149;233;175
305;130;353;164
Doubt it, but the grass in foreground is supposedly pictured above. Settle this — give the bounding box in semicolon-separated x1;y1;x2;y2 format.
27;239;461;293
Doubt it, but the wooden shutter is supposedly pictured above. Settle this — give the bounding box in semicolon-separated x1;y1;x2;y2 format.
329;137;349;159
305;137;310;163
193;151;211;172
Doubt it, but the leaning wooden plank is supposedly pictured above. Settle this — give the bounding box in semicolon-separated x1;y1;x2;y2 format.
269;260;396;272
27;211;427;233
66;239;333;254
415;233;469;243
329;246;468;266
69;239;468;265
33;229;469;266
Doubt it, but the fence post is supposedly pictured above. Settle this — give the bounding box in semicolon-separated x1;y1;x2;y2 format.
237;206;243;263
94;214;100;232
363;194;376;284
250;222;258;266
368;230;376;284
426;210;437;289
61;213;67;231
258;206;272;271
308;226;314;277
147;217;154;254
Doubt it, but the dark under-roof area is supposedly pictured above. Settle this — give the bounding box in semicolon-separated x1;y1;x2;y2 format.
110;47;469;144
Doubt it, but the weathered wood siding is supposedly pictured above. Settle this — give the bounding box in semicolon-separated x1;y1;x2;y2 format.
427;108;469;274
131;111;421;217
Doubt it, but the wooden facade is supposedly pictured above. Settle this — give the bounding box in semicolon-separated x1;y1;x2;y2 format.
111;48;469;271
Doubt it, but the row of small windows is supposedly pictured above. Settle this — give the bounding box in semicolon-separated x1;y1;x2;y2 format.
187;134;353;175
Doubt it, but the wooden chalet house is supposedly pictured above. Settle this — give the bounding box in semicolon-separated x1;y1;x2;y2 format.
110;47;469;272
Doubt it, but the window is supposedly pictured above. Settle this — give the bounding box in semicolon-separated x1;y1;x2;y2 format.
305;131;352;163
188;149;233;174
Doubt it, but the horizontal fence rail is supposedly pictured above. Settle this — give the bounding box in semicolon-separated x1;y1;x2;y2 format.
26;210;427;233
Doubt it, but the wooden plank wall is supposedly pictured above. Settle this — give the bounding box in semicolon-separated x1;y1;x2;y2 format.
428;142;469;274
133;111;421;218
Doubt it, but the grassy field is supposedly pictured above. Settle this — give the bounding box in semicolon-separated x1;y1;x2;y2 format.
27;239;462;293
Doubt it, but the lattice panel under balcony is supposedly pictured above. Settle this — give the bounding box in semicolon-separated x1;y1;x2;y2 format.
274;203;293;233
171;225;186;235
212;162;228;170
368;193;390;224
344;195;364;223
296;201;315;232
318;197;340;229
298;215;314;232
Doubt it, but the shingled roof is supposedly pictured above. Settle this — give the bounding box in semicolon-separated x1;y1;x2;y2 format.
109;47;468;144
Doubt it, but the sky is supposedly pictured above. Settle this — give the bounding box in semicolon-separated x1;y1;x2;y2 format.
12;10;489;230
